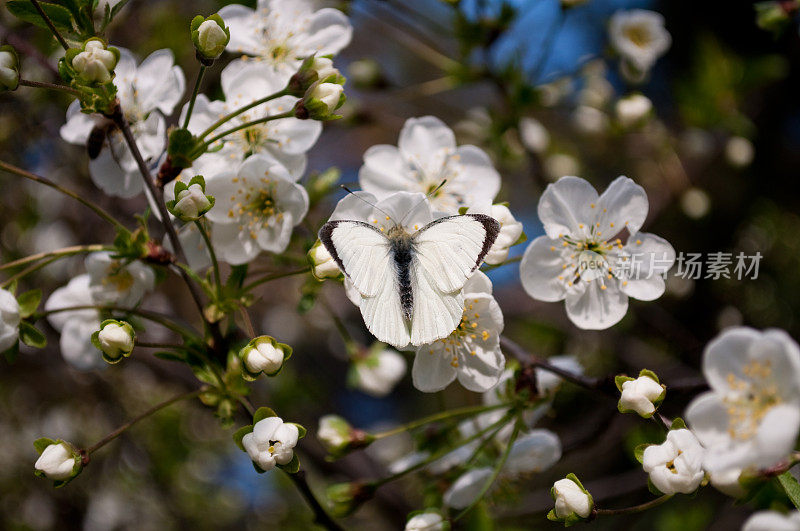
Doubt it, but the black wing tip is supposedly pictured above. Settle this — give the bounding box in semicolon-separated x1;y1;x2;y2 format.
465;214;501;271
318;220;348;275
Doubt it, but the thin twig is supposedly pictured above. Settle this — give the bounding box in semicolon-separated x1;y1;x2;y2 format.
0;244;108;271
286;469;345;531
18;78;81;95
595;494;673;516
29;0;69;50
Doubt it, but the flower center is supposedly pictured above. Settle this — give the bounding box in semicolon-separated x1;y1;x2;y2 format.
623;24;653;48
228;176;284;240
724;360;782;441
428;298;491;368
101;261;135;293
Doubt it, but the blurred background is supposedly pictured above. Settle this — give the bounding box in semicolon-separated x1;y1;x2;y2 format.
1;0;800;529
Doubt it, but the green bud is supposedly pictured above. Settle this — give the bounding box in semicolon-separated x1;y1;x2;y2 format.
166;175;215;222
191;14;230;64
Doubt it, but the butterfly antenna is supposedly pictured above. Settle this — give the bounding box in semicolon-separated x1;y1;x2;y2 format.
340;185;397;223
398;179;448;226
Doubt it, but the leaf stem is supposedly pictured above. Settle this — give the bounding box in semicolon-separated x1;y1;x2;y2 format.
0;244;109;271
242;267;310;291
196;88;289;140
0;160;127;231
182;65;206;129
192;111;295;156
371;402;512;440
29;0;69;50
83;387;206;456
36;304;199;338
194;220;222;297
1;256;59;288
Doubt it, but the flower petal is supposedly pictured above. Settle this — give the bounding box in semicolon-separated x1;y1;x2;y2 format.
564;280;628;330
412;343;457;392
537;176;598;239
595;176;649;236
520;236;570;302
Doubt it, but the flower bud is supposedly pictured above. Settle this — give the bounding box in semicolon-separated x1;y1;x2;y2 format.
91;319;135;363
548;474;593;525
167;176;215;221
191;14;230;63
317;415;374;457
405;511;448;531
0;287;21;353
615;94;653;127
0;45;20;91
294;82;346;120
34;439;81;484
350;345;406;398
240;336;292;379
70;38;120;84
326;481;376;517
616;370;666;417
288;55;344;97
308;240;341;280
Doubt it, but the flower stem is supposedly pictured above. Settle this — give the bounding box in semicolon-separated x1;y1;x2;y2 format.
83;387;206;456
371;402;513;440
285;469;345;531
36;304;199;338
18;78;80;95
0;244;109;271
182;65;206;129
242;267;310;291
194;220;222;297
192;111;296;156
29;0;69;50
453;421;521;522
135;341;185;349
0;160;127;231
196;88;289;140
651;413;670;433
238;305;256;337
0;256;59;288
595;494;673;516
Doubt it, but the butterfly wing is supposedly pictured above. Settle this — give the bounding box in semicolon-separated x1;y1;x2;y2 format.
409;214;500;345
319;220;411;347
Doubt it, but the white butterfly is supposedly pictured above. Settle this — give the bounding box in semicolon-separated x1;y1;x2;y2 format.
319;209;500;348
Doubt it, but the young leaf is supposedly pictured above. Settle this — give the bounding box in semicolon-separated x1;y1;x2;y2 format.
19;322;47;348
6;1;75;34
778;471;800;510
17;289;42;318
253;407;277;423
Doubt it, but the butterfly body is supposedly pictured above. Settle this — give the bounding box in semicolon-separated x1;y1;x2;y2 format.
320;214;500;348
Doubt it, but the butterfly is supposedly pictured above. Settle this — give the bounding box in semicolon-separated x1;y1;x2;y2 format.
319;198;500;348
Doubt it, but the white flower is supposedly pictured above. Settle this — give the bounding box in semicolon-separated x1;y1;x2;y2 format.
172;183;212;220
552;477;593;519
72;39;118;83
519;117;550;154
243;340;284;375
242;416;299;471
616;94;653;127
443;467;493;509
725;136;754;168
204;154;309;264
353;347;407;397
642;429;705;495
0;48;19;90
609;9;671;74
0;288;21;352
467;203;523;265
358;116;501;213
405;511;445;531
308;240;341;279
503;430;562;477
182;60;321;180
85;252;155;308
742;510;800;531
685;327;800;476
520;175;675;330
219;0;352;76
707;466;745;498
60;48;185;197
96;321;134;360
308;82;343;113
618;374;665;416
412;272;505;393
34;442;76;481
45;275;103;370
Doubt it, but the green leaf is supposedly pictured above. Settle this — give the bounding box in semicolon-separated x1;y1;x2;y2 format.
108;0;128;20
232;425;253;452
779;471;800;510
253;407;277;423
671;417;687;430
6;1;75;34
19;322;46;348
278;453;300;474
17;289;42;318
33;437;57;454
634;443;649;464
614;374;633;392
291;423;307;439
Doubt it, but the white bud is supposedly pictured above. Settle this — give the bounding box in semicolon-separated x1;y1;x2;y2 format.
242;416;299;471
405;511;446;531
196;20;228;58
174;183;212;220
97;322;134;359
72;40;117;83
318;415;351;451
312;83;344;113
642;429;705;495
309;242;341;279
311;57;339;81
615;94;653;127
619;375;665;416
244;341;284;374
34;442;76;481
0;50;19;90
552;477;592;519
